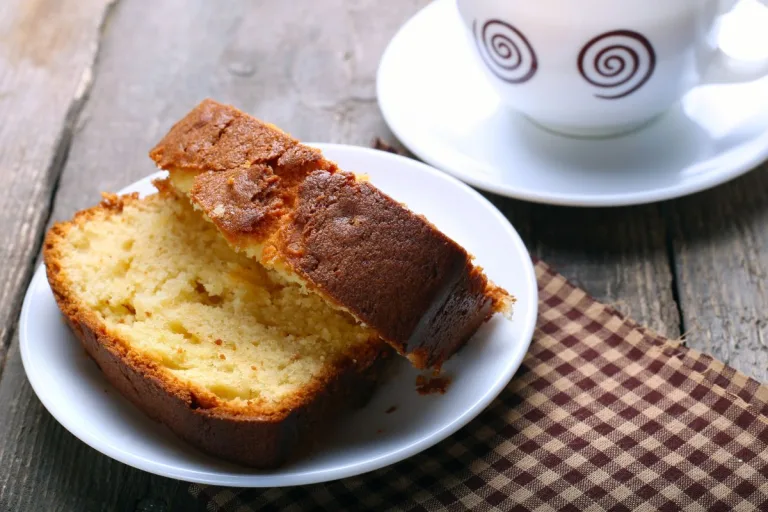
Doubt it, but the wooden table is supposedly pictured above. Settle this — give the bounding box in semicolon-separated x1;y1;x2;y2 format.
0;1;765;509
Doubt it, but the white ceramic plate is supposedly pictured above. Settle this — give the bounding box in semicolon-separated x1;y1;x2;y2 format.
19;144;537;487
377;0;768;207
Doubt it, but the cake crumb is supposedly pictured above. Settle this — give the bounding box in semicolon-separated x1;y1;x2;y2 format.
219;353;226;360
214;339;223;346
416;374;451;395
372;137;405;155
251;365;258;371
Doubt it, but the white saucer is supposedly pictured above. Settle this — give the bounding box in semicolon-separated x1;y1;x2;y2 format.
19;144;537;487
377;0;768;207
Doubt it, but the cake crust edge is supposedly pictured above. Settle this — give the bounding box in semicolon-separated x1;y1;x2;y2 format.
42;191;389;468
150;99;514;370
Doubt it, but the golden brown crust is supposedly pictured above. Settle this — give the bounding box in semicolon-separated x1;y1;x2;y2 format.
150;101;334;242
43;191;390;468
150;99;512;370
149;101;295;173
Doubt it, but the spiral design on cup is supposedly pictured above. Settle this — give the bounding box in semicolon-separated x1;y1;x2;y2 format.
578;30;656;100
473;19;538;84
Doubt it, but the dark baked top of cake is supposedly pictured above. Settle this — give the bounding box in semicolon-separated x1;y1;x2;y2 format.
150;99;511;369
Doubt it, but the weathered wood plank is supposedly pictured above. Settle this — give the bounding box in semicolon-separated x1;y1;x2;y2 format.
0;0;114;375
530;204;680;337
48;0;433;222
669;165;768;381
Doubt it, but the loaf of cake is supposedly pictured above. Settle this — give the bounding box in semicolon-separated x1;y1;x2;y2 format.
43;185;390;468
150;99;512;369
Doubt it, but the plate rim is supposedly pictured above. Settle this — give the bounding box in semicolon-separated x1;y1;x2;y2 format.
19;143;538;487
376;0;768;207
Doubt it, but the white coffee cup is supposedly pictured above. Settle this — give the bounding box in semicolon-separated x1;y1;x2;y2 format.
456;0;768;137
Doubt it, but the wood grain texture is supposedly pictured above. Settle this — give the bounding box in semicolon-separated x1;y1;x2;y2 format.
480;195;679;337
670;166;768;381
0;0;114;375
48;0;432;223
530;204;680;337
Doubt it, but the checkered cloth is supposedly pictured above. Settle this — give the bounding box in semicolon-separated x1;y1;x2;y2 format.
189;261;768;511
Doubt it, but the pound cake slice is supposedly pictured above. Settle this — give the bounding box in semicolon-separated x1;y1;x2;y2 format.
43;184;389;468
150;99;512;369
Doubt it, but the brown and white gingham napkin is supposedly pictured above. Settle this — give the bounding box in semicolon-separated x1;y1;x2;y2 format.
189;261;768;512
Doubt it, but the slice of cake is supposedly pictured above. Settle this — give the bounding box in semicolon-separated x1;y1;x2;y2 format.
43;185;389;468
150;99;512;369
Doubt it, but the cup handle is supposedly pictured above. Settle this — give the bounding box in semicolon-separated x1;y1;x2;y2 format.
702;0;768;84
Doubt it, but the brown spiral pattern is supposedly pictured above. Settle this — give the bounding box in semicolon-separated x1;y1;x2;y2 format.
473;19;538;84
578;30;656;100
